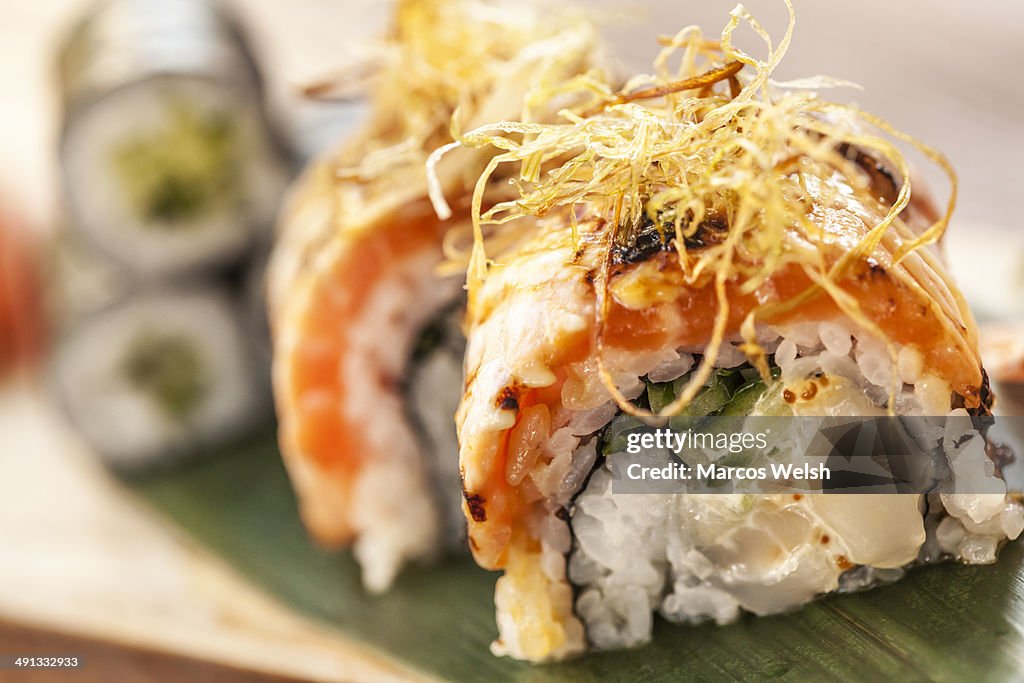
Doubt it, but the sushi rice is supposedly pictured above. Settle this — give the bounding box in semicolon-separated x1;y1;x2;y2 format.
567;326;1024;652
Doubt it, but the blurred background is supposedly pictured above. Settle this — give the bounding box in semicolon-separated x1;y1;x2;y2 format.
4;0;1023;233
0;0;1022;680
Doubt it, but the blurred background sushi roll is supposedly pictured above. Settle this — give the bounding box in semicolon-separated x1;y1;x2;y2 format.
51;286;266;471
57;0;288;277
48;0;292;471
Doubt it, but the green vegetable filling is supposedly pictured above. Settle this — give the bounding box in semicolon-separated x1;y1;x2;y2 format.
601;359;781;456
112;102;240;224
122;333;207;421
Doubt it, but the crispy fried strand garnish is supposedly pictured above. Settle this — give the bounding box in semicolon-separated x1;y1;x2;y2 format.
313;0;602;236
428;0;969;417
581;60;743;116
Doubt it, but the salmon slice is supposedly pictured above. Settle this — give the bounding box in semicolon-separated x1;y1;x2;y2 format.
269;158;464;590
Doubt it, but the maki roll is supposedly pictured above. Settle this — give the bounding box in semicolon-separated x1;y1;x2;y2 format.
57;0;286;277
439;8;1024;661
51;0;284;470
267;0;602;591
51;286;266;470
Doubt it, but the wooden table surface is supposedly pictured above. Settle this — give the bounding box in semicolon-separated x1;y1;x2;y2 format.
0;384;429;682
0;617;304;683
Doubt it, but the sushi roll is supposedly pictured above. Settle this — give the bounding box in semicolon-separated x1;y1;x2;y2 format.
268;0;603;591
57;0;287;277
51;286;266;471
439;10;1024;661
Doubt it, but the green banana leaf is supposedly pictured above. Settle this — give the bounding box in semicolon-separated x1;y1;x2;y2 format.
128;434;1024;682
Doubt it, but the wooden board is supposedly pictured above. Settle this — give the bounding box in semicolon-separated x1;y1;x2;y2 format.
129;433;1024;682
0;616;304;683
0;387;430;683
